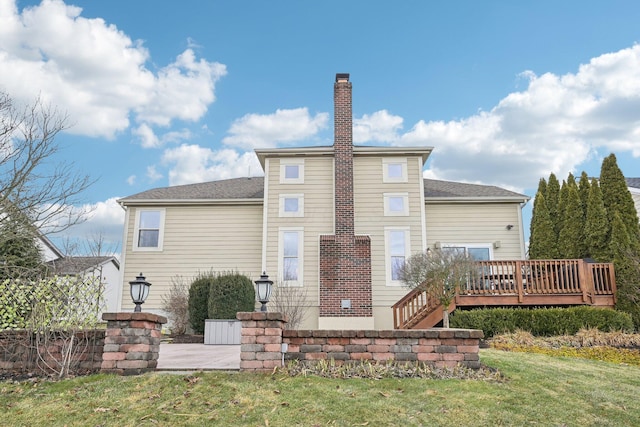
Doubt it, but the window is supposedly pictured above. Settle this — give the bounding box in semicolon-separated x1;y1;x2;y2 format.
382;158;408;183
279;194;304;217
385;228;410;285
442;244;491;261
280;159;304;184
384;193;409;216
133;209;165;251
279;228;303;285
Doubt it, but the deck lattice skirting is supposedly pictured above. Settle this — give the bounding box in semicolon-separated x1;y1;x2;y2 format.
237;312;483;371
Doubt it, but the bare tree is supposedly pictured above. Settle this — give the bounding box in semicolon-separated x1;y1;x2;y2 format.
0;92;93;235
399;248;477;328
270;282;310;329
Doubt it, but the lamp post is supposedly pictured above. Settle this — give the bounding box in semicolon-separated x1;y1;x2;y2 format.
129;273;151;313
254;272;273;312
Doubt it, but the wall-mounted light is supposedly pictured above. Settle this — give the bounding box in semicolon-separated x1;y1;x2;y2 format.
434;241;441;249
506;224;514;230
493;241;501;249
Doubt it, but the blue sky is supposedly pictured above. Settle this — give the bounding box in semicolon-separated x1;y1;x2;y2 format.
2;0;640;255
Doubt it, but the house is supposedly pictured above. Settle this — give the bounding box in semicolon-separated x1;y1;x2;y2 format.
118;74;530;329
47;256;121;316
627;178;640;221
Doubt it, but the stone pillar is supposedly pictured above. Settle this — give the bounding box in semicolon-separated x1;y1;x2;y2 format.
101;312;167;376
237;312;287;372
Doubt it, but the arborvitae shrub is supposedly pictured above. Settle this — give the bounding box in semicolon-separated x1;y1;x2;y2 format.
449;306;633;337
208;272;255;319
188;273;214;334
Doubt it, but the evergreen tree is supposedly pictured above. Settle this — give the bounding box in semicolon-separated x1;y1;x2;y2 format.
578;171;591;221
600;153;640;250
529;178;547;252
608;212;640;328
546;173;561;248
558;185;584;258
557;179;570;242
584;179;609;261
0;215;45;281
528;191;557;259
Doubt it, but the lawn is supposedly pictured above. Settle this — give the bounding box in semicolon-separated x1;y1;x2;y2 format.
1;349;639;426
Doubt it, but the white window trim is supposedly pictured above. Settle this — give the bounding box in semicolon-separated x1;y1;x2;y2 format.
439;243;493;260
383;192;409;216
279;194;304;217
382;158;408;183
385;227;411;286
278;227;304;287
132;208;166;252
280;159;305;184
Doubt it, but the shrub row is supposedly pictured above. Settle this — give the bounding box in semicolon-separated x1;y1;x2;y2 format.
188;271;255;334
449;306;634;337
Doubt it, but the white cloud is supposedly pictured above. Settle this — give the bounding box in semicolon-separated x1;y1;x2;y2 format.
398;45;640;191
0;0;225;139
162;144;262;185
146;165;162;182
126;175;136;186
49;197;125;254
223;108;329;149
132;124;193;148
353;110;403;144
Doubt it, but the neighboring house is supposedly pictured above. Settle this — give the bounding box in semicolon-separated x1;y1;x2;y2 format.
627;178;640;221
48;256;121;316
118;74;530;330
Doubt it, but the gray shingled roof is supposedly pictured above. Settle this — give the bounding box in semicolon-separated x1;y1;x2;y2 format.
119;176;527;203
423;178;528;199
48;256;119;275
627;178;640;189
119;177;264;202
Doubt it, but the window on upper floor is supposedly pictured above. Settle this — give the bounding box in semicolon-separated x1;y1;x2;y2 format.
280;159;305;184
382;158;408;183
279;194;304;217
384;193;409;216
279;228;304;286
385;227;410;285
133;209;165;251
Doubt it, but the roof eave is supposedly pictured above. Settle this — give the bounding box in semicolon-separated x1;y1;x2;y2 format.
425;196;530;204
118;198;263;207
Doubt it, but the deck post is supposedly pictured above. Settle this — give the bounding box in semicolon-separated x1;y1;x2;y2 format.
516;260;524;303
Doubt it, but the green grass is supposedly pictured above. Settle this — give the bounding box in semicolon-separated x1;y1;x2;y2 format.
2;349;640;426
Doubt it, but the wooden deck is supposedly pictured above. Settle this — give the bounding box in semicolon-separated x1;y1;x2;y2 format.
392;259;617;329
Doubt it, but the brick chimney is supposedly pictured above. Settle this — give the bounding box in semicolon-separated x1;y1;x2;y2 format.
334;73;354;239
318;74;373;324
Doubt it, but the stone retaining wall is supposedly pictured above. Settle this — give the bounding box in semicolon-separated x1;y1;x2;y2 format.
238;312;483;371
0;329;105;374
100;312;167;376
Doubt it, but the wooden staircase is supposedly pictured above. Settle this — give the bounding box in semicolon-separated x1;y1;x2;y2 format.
392;259;617;329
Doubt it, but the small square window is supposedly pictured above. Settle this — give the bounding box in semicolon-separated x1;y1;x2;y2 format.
384;193;409;216
383;158;408;183
134;209;165;251
279;194;304;217
280;159;304;184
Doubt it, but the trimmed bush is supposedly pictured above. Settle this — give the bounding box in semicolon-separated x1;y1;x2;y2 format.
188;273;214;334
449;306;633;337
208;272;255;319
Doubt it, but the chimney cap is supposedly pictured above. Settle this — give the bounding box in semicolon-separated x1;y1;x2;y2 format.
335;73;350;82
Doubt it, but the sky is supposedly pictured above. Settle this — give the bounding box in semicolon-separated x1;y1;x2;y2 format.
1;0;640;256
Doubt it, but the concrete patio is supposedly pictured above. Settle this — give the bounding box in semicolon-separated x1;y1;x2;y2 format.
156;343;240;371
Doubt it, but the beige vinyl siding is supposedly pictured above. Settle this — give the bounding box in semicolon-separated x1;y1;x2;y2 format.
264;156;334;327
631;191;640;222
121;204;263;311
425;202;525;259
353;155;426;328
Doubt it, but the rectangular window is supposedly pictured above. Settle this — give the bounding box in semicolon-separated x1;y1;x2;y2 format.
133;209;165;251
384;193;409;216
385;227;410;285
382;158;408;183
279;194;304;217
280;159;304;184
279;228;303;285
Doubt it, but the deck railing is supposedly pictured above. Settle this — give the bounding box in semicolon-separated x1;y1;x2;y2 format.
392;259;616;329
